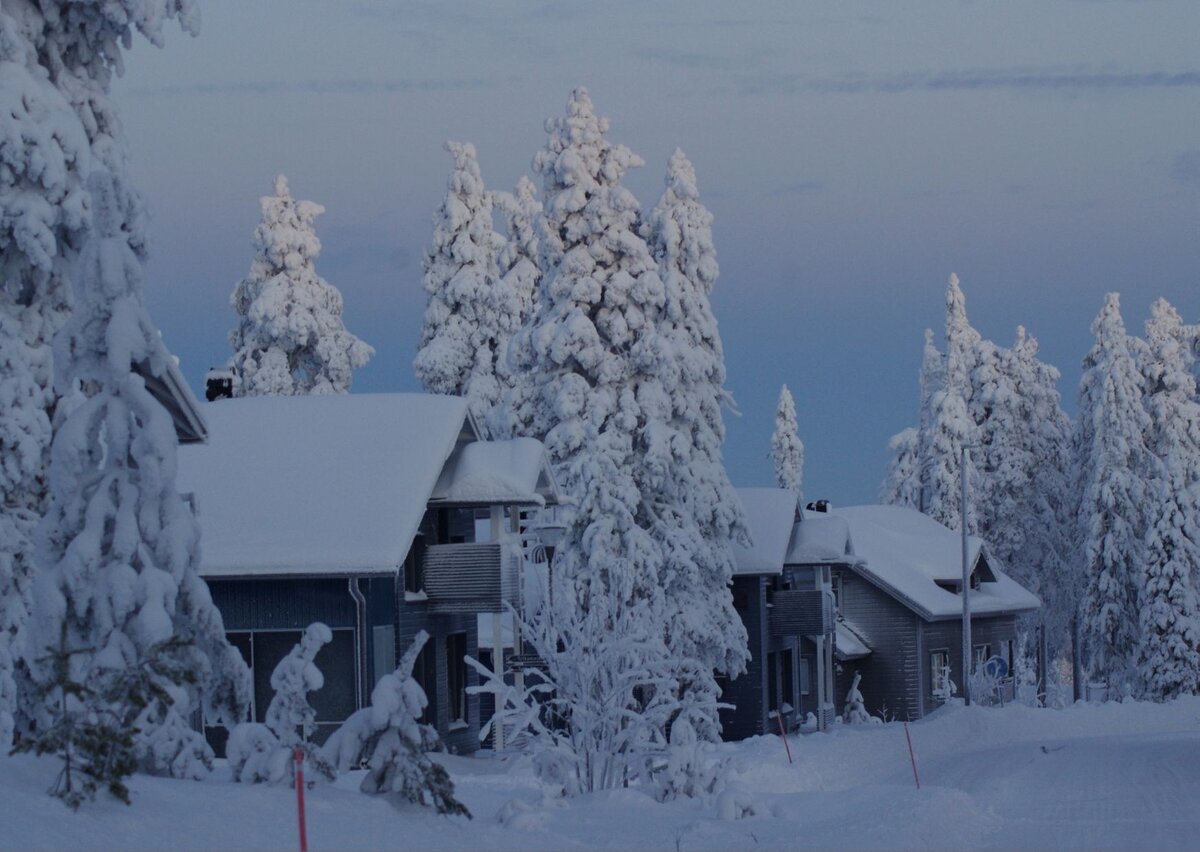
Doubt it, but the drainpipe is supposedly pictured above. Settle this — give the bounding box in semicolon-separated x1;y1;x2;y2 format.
348;578;369;709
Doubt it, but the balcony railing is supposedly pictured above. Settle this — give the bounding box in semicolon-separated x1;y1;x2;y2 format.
422;542;519;614
768;589;834;637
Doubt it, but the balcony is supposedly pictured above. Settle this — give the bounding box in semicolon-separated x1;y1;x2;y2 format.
768;589;833;638
421;542;520;614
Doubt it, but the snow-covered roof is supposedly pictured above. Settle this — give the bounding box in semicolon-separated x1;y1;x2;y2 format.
830;505;1040;621
732;488;800;575
834;619;872;660
785;513;853;564
430;438;560;507
177;394;473;578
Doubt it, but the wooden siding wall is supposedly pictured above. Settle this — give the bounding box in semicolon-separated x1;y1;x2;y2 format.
721;575;769;740
832;567;923;722
398;597;480;755
210;578;358;631
919;614;1017;714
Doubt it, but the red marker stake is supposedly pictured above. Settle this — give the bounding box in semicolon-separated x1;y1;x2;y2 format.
776;711;793;764
294;748;308;852
903;721;920;789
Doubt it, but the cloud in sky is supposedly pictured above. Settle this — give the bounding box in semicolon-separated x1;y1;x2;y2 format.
739;67;1200;96
130;78;494;98
634;47;756;72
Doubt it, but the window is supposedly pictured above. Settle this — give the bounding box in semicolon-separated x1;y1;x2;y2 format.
404;533;426;594
446;632;468;727
780;648;796;713
372;625;396;686
767;648;798;716
973;644;992;672
931;649;953;700
798;656;812;696
413;641;437;725
220;628;357;746
831;574;843;614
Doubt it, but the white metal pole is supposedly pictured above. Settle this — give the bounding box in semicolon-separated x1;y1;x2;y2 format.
961;445;972;707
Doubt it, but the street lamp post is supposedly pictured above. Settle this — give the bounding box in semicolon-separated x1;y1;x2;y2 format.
961;444;973;707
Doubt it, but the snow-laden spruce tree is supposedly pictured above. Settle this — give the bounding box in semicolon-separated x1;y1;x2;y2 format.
229;175;373;396
770;384;804;496
882;328;942;509
1136;300;1200;700
0;10;91;748
488;176;543;439
323;631;469;816
1075;293;1153;692
640;148;748;732
880;428;920;507
413;142;508;435
509;88;693;787
25;171;249;796
922;275;977;531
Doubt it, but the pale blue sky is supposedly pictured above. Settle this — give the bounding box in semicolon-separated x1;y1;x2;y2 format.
119;0;1200;504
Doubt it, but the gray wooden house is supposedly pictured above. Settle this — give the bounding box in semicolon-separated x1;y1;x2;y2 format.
176;393;559;755
788;504;1040;721
722;488;837;740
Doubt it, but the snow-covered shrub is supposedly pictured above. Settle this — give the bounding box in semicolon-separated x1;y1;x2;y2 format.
650;716;730;802
227;723;287;784
229;623;335;786
842;672;881;724
323;631;469;816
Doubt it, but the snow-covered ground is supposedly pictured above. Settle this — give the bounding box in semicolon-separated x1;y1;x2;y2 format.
4;697;1199;851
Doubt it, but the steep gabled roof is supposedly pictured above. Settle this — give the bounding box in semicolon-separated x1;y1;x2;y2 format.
827;505;1039;621
731;488;800;575
177;394;473;578
430;437;560;507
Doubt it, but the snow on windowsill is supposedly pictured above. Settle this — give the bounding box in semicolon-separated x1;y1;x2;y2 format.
404;590;428;602
448;719;468;732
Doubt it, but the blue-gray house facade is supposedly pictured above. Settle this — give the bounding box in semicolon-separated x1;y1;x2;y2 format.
723;493;1041;738
176;393;559;756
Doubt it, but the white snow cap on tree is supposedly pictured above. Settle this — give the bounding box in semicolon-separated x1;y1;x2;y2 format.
230;175;373;396
1075;293;1153;690
771;384;804;495
1137;299;1200;700
266;622;331;745
880;427;920;508
414;142;507;435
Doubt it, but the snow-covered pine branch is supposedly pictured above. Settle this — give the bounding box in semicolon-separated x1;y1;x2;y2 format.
229;175;373;396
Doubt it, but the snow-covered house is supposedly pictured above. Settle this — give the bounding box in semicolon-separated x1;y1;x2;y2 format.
176;393;559;755
723;488;837;740
789;504;1040;721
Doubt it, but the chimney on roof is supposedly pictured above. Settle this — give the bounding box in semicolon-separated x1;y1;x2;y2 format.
806;500;832;513
205;367;236;401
